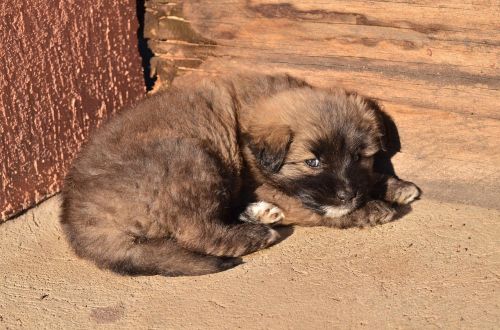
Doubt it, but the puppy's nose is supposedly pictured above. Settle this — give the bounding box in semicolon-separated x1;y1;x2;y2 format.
336;190;355;202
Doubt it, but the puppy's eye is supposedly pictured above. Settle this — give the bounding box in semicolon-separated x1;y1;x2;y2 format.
305;158;320;168
353;154;360;162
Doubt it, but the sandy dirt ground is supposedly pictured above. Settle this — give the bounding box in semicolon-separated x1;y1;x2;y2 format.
1;108;499;329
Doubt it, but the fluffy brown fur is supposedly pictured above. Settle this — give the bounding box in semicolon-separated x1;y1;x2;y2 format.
61;72;420;276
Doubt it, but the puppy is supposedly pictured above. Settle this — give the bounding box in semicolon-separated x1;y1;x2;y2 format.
61;73;420;276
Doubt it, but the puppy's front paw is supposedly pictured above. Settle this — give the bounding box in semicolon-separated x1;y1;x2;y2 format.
359;200;396;227
240;201;285;225
389;180;421;205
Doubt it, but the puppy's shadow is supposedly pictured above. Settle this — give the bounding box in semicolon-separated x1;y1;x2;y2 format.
372;103;401;177
392;204;414;223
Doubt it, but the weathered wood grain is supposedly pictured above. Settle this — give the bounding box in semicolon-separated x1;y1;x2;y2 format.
146;0;499;119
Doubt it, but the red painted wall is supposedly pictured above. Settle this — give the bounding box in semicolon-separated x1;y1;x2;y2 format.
0;0;146;221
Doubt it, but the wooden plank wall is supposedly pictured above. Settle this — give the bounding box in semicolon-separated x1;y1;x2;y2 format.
146;0;498;118
145;0;500;208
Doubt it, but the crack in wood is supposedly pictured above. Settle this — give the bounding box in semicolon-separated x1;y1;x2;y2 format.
247;1;447;34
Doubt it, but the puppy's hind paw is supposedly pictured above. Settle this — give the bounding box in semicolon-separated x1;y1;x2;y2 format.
240;201;285;225
266;228;281;246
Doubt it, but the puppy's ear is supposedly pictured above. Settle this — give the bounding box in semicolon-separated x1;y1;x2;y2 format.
365;98;401;155
245;125;293;173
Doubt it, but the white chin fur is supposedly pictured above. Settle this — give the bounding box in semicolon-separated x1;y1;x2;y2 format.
322;206;352;218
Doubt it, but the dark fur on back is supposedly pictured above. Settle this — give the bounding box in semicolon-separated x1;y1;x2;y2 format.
61;72;420;276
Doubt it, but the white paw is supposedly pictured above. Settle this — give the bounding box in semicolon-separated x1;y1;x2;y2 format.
241;201;285;225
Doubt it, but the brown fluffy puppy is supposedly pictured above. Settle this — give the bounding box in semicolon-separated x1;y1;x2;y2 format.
61;73;420;276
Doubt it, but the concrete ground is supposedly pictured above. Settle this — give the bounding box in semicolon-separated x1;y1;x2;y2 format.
1;108;499;329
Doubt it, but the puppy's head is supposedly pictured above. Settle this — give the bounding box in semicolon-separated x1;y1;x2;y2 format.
244;88;390;216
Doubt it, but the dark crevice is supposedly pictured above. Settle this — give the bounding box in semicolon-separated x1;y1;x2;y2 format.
136;0;156;92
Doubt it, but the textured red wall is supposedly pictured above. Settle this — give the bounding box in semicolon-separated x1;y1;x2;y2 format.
0;0;146;221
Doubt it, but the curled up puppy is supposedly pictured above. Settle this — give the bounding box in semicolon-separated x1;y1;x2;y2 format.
61;73;421;276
